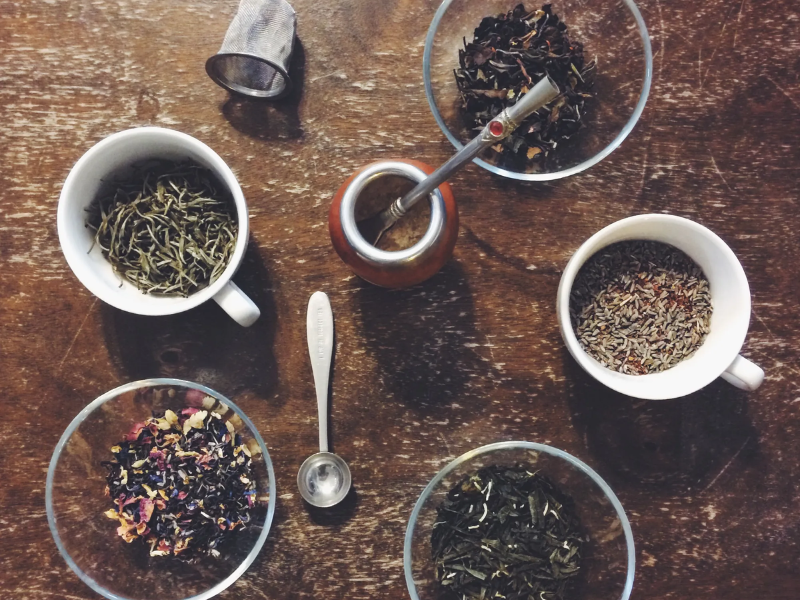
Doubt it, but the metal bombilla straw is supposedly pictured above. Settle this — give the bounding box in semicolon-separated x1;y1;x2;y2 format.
358;74;561;246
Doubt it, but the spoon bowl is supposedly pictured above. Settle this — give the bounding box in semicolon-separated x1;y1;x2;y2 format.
297;451;352;508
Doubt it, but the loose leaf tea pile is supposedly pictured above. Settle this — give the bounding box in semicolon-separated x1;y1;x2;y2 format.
456;3;595;170
432;465;583;600
570;241;712;374
103;407;256;560
87;161;237;297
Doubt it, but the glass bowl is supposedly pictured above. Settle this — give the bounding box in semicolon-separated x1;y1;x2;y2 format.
46;379;276;600
404;441;635;600
423;0;652;180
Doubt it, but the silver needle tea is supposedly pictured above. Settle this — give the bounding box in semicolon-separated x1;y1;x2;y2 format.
87;160;237;297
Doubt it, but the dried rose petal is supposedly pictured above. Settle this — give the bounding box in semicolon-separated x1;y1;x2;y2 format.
124;422;147;441
184;389;206;406
149;449;166;470
160;432;181;446
174;537;194;555
116;515;138;543
139;498;155;523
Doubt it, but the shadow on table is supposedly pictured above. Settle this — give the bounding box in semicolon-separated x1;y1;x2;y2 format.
230;500;303;592
355;260;484;414
100;238;279;402
220;39;306;141
563;348;760;493
238;488;359;582
302;485;359;526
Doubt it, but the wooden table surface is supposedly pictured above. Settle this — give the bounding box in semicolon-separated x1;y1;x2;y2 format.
2;0;800;598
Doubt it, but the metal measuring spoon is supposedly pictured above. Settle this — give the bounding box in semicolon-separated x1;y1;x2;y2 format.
297;291;352;508
357;74;560;246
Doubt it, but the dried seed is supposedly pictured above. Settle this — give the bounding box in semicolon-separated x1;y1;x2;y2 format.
569;241;712;375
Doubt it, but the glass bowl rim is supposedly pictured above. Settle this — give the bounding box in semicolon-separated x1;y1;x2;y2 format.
422;0;653;181
45;377;277;600
403;440;635;600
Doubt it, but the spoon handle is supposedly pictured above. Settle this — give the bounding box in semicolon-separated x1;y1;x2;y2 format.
307;291;334;453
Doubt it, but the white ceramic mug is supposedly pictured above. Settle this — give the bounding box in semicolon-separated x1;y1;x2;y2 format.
556;214;764;400
57;127;260;327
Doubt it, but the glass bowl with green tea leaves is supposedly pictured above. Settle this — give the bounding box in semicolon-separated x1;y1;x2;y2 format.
423;0;652;180
404;441;634;600
46;379;276;600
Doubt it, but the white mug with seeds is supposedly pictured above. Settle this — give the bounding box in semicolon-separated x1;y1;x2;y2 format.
556;214;764;400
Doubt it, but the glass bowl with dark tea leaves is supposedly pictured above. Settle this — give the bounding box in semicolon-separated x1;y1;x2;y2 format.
405;441;634;600
46;379;276;600
423;0;652;180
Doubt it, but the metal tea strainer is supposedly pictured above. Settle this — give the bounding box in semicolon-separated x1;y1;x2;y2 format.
206;0;297;99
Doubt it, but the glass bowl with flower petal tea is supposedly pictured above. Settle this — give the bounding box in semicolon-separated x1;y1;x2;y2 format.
46;379;276;600
423;0;652;180
404;441;635;600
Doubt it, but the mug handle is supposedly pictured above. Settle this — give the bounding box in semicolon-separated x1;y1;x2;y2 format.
720;354;764;391
213;281;260;327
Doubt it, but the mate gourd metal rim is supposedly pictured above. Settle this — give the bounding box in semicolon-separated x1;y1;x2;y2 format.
329;160;459;289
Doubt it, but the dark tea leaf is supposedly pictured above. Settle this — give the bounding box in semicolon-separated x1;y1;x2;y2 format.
432;465;583;600
456;3;596;171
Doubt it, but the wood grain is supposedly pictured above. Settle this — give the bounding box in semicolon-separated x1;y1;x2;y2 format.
1;0;800;598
